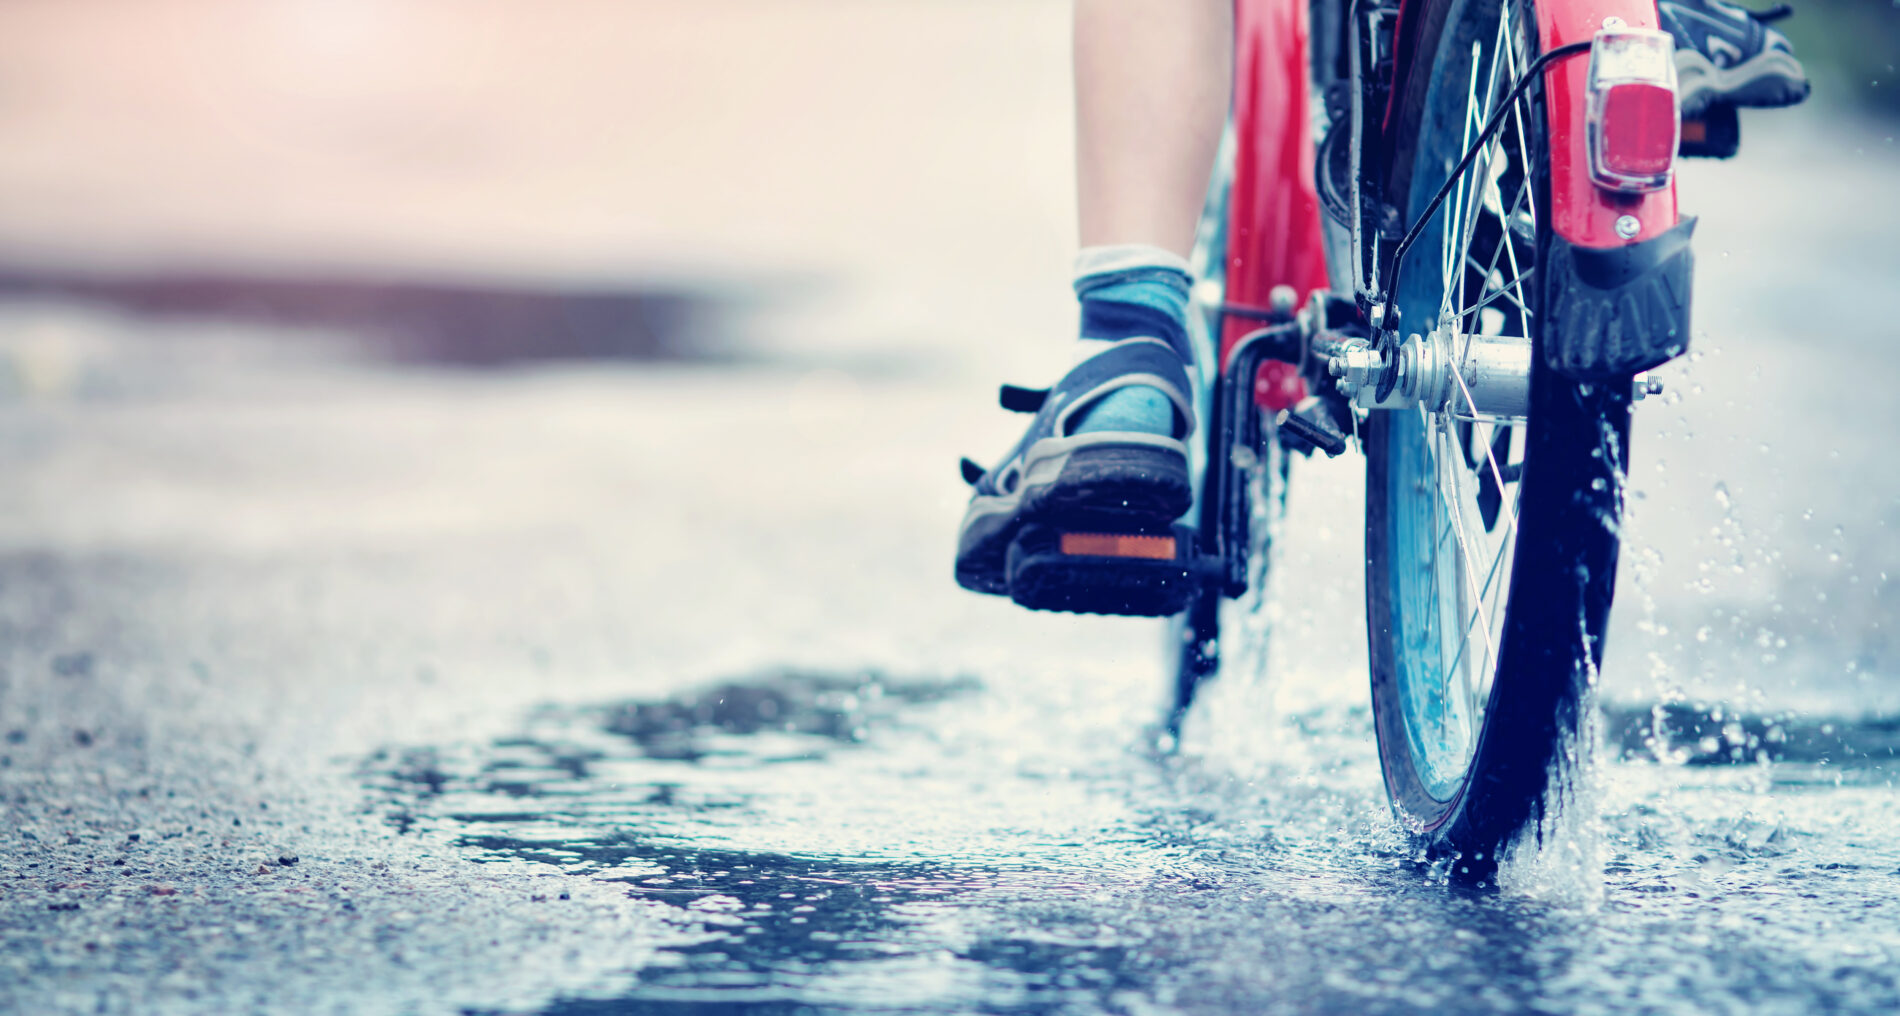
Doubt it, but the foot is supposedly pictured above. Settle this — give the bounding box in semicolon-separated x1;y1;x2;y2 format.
953;337;1195;596
954;248;1198;607
1659;0;1810;116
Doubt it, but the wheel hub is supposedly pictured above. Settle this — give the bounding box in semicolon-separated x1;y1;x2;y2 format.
1327;326;1532;418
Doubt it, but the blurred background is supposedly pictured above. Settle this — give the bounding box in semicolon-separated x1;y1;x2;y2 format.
2;2;1899;1013
2;0;1893;719
0;0;1080;377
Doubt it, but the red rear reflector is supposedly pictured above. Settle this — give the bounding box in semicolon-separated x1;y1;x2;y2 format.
1585;28;1679;194
1059;533;1177;560
1598;84;1677;177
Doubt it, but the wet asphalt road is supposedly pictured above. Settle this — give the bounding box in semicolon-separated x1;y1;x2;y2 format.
4;112;1899;1014
4;1;1900;1010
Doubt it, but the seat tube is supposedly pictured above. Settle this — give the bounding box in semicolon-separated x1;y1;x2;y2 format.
1224;0;1332;409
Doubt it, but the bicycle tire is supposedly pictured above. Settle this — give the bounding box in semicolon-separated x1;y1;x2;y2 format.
1364;0;1633;868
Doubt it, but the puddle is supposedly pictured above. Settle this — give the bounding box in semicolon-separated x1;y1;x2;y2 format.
365;670;1900;1015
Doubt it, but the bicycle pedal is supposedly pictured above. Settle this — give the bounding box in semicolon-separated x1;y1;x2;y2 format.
1005;523;1201;617
1276;397;1350;457
1679;102;1740;160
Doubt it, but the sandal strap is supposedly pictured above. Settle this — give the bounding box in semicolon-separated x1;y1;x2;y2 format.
998;385;1049;413
1051;339;1195;439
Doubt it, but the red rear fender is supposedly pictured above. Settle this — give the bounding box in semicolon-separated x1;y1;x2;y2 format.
1533;0;1679;246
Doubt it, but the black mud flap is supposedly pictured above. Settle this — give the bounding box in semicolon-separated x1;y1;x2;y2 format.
1542;216;1695;380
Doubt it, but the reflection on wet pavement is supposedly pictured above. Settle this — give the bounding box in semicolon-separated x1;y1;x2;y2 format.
369;671;1900;1015
0;265;746;366
1606;702;1900;767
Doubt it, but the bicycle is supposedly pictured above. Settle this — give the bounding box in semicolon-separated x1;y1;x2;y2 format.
1034;0;1704;872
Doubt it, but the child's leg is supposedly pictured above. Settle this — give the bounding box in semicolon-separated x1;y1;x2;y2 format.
952;0;1234;612
1074;0;1232;258
1066;0;1232;435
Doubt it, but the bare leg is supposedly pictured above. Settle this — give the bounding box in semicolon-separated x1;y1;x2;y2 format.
1074;0;1233;258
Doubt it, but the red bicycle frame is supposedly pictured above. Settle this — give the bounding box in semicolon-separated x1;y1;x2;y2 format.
1223;0;1329;412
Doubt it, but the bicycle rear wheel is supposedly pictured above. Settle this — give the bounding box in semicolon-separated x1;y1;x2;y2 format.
1365;0;1632;866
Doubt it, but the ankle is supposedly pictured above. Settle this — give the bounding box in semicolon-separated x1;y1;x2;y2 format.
1073;244;1195;362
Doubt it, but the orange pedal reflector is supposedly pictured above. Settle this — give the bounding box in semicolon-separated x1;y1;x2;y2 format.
1058;532;1177;560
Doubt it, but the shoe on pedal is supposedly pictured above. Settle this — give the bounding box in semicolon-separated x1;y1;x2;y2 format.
954;246;1199;617
954;337;1196;613
1659;0;1810;116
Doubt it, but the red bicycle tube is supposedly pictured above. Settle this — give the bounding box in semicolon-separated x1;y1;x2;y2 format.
1223;0;1331;410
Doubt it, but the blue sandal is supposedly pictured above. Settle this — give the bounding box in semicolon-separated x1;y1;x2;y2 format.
954;337;1197;614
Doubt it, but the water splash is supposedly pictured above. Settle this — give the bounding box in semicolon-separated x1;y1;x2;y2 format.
1179;443;1292;770
1496;620;1606;908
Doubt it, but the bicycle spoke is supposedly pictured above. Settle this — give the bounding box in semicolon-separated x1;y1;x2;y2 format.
1496;209;1534;320
1461;257;1535;323
1441;518;1515;699
1417;397;1508;717
1502;4;1539;236
1446;41;1487;301
1438;416;1523;687
1458;179;1534;323
1420;406;1449;667
1434;414;1503;705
